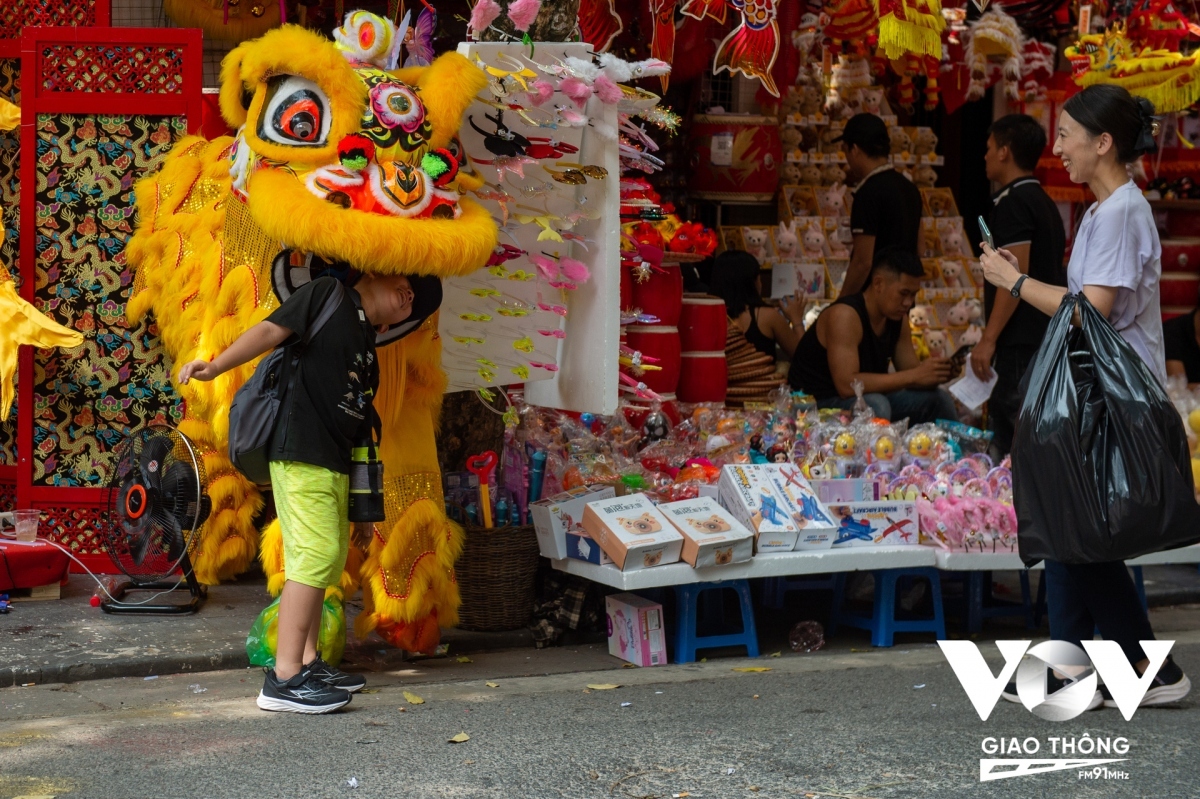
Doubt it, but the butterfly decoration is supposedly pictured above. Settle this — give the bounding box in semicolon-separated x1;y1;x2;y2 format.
403;3;436;67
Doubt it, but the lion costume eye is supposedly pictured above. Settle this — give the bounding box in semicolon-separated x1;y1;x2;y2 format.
370;83;424;132
259;75;332;147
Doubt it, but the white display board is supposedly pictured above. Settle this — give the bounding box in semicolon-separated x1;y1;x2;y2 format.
443;42;620;416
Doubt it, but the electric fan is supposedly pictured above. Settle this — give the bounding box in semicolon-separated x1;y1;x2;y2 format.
97;424;212;614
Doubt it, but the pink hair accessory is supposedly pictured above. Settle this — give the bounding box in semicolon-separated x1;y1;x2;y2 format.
530;253;558;280
537;328;567;339
560;76;593;108
558;256;590;283
507;0;542;32
526;79;556;107
537;301;568;317
594;74;623;105
468;0;503;37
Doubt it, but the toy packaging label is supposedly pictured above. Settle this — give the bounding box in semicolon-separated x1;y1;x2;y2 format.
762;464;838;550
813;478;882;503
658;496;754;568
532;485;616;560
565;530;613;566
582;494;683;571
826;501;920;547
717;465;800;548
606;593;667;667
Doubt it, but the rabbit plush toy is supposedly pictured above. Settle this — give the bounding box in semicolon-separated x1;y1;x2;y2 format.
776;221;800;259
802;224;828;261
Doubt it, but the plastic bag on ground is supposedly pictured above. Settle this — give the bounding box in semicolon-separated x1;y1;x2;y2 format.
1013;294;1200;566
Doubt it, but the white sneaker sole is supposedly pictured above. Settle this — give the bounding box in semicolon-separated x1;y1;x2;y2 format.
1103;674;1192;708
1000;690;1103;710
256;691;351;714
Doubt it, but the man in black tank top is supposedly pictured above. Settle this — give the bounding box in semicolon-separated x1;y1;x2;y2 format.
788;248;957;424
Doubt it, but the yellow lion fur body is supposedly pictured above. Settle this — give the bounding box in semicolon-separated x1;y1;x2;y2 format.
127;23;496;650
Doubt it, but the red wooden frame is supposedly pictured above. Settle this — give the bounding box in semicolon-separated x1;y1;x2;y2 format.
0;0;111;58
15;25;201;570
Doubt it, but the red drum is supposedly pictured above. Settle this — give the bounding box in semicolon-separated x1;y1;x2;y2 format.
1160;273;1199;307
624;325;681;395
688;115;781;201
620;264;633;310
678;351;727;403
1160;239;1200;273
630;263;683;327
680;296;727;352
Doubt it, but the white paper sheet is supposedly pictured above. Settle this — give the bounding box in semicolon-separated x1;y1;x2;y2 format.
948;368;999;411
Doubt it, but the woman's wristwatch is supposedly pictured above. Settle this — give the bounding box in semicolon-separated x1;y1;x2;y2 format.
1011;274;1029;298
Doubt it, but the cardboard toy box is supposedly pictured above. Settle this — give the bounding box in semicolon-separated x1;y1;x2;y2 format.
606;593;667;667
565;530;613;566
658;496;754;568
717;464;800;554
531;485;616;560
826;500;920;547
762;464;838;550
582;493;683;571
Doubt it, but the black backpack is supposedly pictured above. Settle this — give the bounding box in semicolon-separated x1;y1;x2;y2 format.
227;282;346;485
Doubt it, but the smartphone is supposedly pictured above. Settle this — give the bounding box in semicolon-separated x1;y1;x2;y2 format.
977;215;994;250
950;343;973;370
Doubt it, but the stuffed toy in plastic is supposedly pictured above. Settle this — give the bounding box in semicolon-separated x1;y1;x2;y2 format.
126;14;498;653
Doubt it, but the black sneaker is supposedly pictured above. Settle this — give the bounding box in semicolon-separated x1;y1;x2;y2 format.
1101;656;1192;708
307;656;367;693
1002;670;1103;711
257;667;352;714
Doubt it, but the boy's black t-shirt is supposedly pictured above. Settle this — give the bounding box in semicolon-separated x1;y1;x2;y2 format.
1164;310;1200;382
265;277;379;475
983;177;1067;349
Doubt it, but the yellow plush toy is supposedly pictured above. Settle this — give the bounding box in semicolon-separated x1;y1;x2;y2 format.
125;15;497;653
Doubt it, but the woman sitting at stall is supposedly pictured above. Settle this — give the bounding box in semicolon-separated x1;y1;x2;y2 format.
708;250;805;358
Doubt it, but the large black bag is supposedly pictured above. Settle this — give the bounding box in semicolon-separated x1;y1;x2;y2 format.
1013;293;1200;566
227;282;345;485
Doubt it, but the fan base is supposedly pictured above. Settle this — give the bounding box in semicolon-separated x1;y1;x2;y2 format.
100;572;207;616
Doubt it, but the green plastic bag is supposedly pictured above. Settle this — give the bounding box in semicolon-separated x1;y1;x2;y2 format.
246;595;346;668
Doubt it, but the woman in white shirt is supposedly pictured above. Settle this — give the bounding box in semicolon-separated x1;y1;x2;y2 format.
980;84;1190;709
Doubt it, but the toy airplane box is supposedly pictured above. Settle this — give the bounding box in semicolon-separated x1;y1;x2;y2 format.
565;530;613;566
717;465;800;554
606;593;667;667
657;496;754;568
532;485;616;560
582;493;683;571
762;464;838;550
826;500;920;548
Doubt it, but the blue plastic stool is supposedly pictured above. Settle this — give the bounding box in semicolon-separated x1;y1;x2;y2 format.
672;579;759;663
761;574;839;609
828;568;946;647
944;570;1037;633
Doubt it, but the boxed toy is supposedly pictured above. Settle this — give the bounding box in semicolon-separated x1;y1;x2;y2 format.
606;593;667;667
814;478;882;503
565;530;613;566
532;485;616;560
763;464;838;550
826;500;920;547
717;464;800;554
582;493;684;571
658;496;754;568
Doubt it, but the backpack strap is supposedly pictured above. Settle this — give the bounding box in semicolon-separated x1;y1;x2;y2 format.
300;279;346;348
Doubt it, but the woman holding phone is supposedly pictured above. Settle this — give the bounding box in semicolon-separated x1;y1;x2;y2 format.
979;84;1189;709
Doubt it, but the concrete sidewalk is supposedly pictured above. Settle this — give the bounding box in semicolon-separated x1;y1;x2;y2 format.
3;564;1200;687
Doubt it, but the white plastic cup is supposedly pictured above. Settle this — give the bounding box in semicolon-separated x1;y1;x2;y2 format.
0;509;39;542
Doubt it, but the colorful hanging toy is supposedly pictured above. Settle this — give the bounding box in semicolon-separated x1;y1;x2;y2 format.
713;0;782;97
1066;22;1200;114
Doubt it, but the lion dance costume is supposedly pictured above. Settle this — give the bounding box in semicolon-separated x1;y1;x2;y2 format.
126;13;497;653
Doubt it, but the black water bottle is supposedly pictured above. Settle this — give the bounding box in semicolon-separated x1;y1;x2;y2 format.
348;436;385;523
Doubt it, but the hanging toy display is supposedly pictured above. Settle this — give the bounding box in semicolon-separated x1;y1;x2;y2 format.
965;7;1025;102
1127;0;1195;52
824;0;879;55
713;0;783;98
873;0;946;62
1065;22;1200;113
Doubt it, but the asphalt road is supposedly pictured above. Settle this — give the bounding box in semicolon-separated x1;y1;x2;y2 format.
3;631;1200;799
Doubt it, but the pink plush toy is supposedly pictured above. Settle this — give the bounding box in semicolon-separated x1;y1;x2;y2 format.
776;220;800;259
940;259;963;288
819;183;848;217
801;225;828;260
940;227;967;257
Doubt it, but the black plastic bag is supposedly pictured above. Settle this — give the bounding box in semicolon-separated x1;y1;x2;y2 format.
1013;293;1200;566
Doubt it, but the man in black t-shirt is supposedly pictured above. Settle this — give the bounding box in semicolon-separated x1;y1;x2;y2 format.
1165;304;1200;386
178;272;428;714
837;114;923;296
969;114;1066;455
